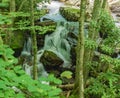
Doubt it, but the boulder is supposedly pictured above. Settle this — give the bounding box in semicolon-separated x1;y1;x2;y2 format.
40;50;64;67
60;7;91;22
60;7;80;21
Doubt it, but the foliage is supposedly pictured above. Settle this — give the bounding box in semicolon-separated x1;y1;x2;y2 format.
85;71;120;98
0;14;12;25
99;10;120;46
85;38;98;49
85;10;120;98
0;44;62;98
60;71;73;79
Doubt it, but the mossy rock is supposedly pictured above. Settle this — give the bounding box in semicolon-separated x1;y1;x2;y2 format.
40;50;64;67
10;31;24;49
60;7;80;21
60;7;91;22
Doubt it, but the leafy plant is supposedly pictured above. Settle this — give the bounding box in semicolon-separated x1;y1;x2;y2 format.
60;71;73;79
0;44;62;98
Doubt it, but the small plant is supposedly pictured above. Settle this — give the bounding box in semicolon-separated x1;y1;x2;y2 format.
60;70;73;79
0;44;62;98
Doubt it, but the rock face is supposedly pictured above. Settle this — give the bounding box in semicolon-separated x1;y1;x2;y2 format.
40;50;64;67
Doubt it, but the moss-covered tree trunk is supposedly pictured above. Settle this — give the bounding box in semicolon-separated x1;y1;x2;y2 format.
74;0;87;98
6;0;16;45
102;0;107;9
30;0;38;80
84;0;102;85
0;36;3;45
10;0;15;12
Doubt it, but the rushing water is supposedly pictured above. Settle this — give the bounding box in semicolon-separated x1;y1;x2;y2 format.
40;1;66;22
21;36;48;78
21;0;73;78
21;0;120;78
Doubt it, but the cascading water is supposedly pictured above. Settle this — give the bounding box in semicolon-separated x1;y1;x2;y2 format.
21;0;80;78
39;0;66;22
21;36;48;78
21;37;32;76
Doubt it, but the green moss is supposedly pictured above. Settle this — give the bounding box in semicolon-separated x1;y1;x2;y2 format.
10;31;24;49
60;7;80;21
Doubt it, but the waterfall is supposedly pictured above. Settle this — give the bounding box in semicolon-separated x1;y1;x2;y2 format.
21;37;32;57
43;21;72;68
21;0;80;78
21;36;32;76
21;37;48;78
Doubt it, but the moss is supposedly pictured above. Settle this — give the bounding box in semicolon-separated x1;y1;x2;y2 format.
60;7;91;22
60;7;80;21
10;31;24;49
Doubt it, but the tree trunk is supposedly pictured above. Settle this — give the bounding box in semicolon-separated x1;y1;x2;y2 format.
74;0;87;98
102;0;107;9
6;0;16;45
30;0;38;80
0;35;3;45
84;0;102;86
10;0;15;12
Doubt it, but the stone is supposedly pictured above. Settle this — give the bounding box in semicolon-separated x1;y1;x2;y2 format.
60;7;80;21
40;50;64;67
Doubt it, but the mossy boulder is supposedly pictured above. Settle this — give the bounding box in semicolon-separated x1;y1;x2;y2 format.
40;50;64;67
60;7;91;22
60;7;80;21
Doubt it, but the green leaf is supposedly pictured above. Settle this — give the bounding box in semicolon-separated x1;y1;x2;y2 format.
15;93;25;98
0;81;7;89
48;88;62;97
0;91;4;97
60;71;73;79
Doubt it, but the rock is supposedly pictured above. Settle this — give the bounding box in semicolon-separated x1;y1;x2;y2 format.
40;50;64;67
116;13;120;17
35;21;56;26
60;7;91;22
60;7;80;21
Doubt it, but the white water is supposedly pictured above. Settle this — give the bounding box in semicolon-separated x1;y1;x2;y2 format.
40;1;66;22
21;37;48;78
43;22;72;68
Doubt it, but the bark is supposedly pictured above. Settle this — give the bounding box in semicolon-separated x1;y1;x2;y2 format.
0;35;3;45
84;0;102;85
7;0;16;45
30;0;38;80
10;0;16;12
102;0;107;9
74;0;87;98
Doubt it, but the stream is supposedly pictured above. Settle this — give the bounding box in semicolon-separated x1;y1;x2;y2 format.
21;0;79;78
20;0;120;78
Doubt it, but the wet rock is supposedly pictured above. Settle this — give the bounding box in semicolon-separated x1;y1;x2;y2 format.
37;34;45;49
40;50;64;67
